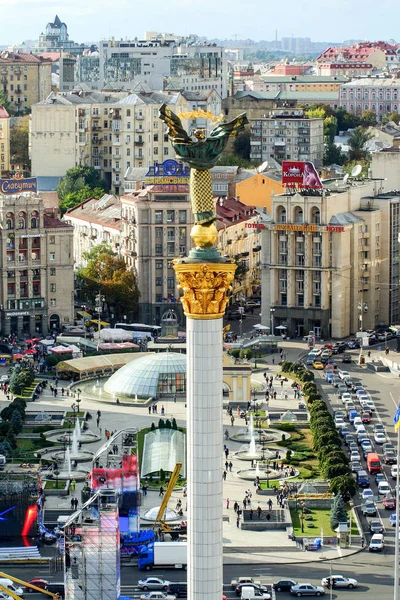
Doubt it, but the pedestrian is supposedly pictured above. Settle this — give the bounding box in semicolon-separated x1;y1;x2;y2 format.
225;448;229;459
257;505;262;518
236;516;240;528
268;499;273;511
74;498;78;510
281;379;284;387
225;460;229;471
266;512;271;521
226;498;230;509
159;486;165;497
223;470;227;481
70;497;75;509
272;356;275;364
161;405;165;415
148;406;152;414
230;415;235;426
243;498;247;509
97;410;101;419
249;508;253;520
229;461;233;472
70;479;76;493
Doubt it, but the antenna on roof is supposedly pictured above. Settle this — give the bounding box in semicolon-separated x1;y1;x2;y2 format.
343;173;349;185
257;160;269;173
351;164;362;177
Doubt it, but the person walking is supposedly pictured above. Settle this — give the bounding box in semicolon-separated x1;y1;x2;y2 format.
226;498;230;509
268;499;273;511
70;479;76;493
229;461;233;472
159;486;165;497
257;505;262;518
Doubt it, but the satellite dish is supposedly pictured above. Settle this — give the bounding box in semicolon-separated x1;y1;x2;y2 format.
258;160;269;173
343;173;349;185
351;164;362;177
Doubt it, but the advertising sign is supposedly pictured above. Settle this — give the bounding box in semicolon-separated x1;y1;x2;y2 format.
0;178;38;195
145;159;189;185
282;161;323;189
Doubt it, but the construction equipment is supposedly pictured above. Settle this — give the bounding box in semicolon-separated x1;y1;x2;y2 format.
153;463;185;538
0;572;61;598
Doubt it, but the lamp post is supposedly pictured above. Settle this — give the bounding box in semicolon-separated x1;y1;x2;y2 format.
270;307;275;336
53;466;60;490
95;291;105;350
358;299;368;363
71;402;78;423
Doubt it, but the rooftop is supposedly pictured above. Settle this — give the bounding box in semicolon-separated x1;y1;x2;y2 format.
65;194;121;229
0;106;10;119
216;196;257;226
0;51;50;64
341;78;400;88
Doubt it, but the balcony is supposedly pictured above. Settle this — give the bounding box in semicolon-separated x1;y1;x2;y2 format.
112;153;121;160
135;153;143;159
113;138;121;146
7;293;16;299
92;137;102;144
113;166;121;172
19;276;28;283
135;127;144;133
92;125;102;131
136;114;144;120
134;140;144;146
113;178;121;186
112;121;121;132
112;110;121;119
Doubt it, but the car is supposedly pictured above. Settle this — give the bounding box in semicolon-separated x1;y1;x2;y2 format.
325;372;333;383
45;583;65;598
369;520;385;534
138;578;171;591
234;583;270;597
375;473;386;485
0;375;9;384
352;382;364;392
332;377;341;387
350;450;361;462
348;442;359;454
339;370;350;380
390;513;397;526
383;443;395;454
167;583;187;598
384;451;397;465
391;465;398;479
361;441;373;457
374;423;385;434
326;359;338;367
341;392;352;403
364;400;376;412
353;416;363;428
231;578;261;590
345;401;356;411
369;533;384;552
337;384;348;398
362;500;377;516
356;389;369;399
348;410;359;424
361;488;374;501
228;311;247;321
334;409;346;418
139;593;175;600
374;431;387;444
25;579;49;592
290;583;325;596
351;461;362;473
312;361;324;370
383;496;396;510
378;480;391;496
342;354;352;363
357;433;369;446
321;575;358;589
344;377;353;388
361;412;371;423
272;580;298;592
355;424;367;435
345;434;356;446
347;339;360;349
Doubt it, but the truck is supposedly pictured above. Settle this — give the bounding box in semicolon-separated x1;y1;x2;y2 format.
138;542;187;571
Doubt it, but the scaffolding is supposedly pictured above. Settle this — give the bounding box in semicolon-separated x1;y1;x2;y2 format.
64;489;120;600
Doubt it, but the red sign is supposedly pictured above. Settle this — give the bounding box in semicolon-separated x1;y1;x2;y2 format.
282;161;323;189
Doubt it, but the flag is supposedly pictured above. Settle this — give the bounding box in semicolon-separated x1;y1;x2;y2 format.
394;406;400;432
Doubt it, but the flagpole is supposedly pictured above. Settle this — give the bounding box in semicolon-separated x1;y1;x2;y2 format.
394;415;400;600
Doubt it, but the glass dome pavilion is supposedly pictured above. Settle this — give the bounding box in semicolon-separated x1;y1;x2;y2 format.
103;352;187;399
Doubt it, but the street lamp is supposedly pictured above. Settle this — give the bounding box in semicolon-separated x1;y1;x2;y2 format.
238;306;245;339
270;307;275;336
358;301;368;363
95;291;105;350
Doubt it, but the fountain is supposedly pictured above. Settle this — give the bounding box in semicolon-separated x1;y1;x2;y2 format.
45;415;100;445
236;462;299;481
50;425;94;465
247;415;256;456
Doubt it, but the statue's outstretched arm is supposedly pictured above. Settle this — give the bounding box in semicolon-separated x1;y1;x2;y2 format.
159;103;192;144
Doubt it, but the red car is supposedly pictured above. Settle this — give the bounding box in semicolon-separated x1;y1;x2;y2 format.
25;579;49;592
383;496;396;510
361;412;371;423
324;343;334;349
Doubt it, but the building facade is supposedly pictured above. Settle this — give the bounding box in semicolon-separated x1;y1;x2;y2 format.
249;109;324;166
260;177;396;339
120;160;194;324
340;79;400;120
0;107;10;176
30;90;189;193
0;191;74;335
0;52;51;113
64;194;121;269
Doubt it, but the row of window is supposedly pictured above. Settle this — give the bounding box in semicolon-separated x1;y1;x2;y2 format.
154;210;188;224
155;243;186;256
155;277;175;288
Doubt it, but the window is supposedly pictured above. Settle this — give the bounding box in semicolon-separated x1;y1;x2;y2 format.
50;298;56;307
155;227;163;238
167;242;175;255
155;244;163;256
155;277;162;286
155;210;163;224
49;235;55;244
154;147;158;155
297;294;304;306
50;252;55;261
156;261;163;269
127;109;131;117
281;293;287;306
166;210;175;223
179;245;186;254
179;210;187;224
164;148;169;155
167;277;175;289
167;228;175;240
50;283;56;292
50;267;56;276
156;294;163;303
154;134;159;142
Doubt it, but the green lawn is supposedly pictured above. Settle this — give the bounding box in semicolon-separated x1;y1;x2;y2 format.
290;507;359;537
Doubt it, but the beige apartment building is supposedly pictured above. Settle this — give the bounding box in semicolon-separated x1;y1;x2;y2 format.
64;194;121;269
259;177;398;339
120;162;193;324
0;52;51;113
0;107;10;176
0;191;74;335
30;89;189;193
249;109;324;166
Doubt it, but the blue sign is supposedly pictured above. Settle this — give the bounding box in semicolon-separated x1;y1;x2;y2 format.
145;160;189;184
0;178;37;195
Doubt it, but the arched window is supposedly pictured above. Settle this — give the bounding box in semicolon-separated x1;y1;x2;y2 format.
18;211;26;229
6;212;14;230
311;207;320;224
31;211;39;228
276;205;286;224
293;206;303;224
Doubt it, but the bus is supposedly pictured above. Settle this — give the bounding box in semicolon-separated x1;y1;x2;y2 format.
114;322;161;340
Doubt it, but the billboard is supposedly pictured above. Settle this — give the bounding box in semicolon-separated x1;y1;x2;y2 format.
282;161;323;189
0;178;38;195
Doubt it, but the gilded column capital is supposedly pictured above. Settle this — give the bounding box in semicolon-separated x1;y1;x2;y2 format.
174;262;236;320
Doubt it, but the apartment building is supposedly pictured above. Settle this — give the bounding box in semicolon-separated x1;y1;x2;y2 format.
30;90;189;193
340;79;400;121
0;52;51;113
0;107;10;176
260;177;394;339
120;159;193;324
64;194;121;269
0;190;74;335
250;109;324;166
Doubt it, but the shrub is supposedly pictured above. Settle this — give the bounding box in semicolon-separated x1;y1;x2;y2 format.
10;410;23;435
158;419;165;429
150;422;156;431
228;348;241;358
329;474;357;501
286;450;292;462
281;361;294;372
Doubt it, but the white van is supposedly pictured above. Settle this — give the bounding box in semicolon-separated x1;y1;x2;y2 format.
369;533;384;552
241;586;271;600
0;579;24;597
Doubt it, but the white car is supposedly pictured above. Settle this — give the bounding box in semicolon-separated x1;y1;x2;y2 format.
362;488;374;501
139;593;176;600
353;416;363;428
378;480;391;496
356;390;369;399
391;465;398;479
339;370;350;380
355;425;367;436
369;533;384;552
364;400;376;412
341;393;352;403
374;431;387;444
321;575;358;589
335;417;346;429
350;450;361;462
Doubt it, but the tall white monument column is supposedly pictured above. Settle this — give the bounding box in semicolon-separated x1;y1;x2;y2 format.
175;262;236;600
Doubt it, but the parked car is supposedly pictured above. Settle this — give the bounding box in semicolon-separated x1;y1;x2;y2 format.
369;520;385;534
138;578;170;591
272;580;298;592
321;575;358;589
290;583;325;596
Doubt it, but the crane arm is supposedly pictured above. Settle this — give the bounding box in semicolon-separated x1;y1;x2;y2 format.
0;571;60;598
153;462;183;530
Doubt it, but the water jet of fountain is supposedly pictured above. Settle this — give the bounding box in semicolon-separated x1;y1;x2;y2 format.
247;413;256;456
74;419;81;442
71;430;79;456
63;447;72;477
255;461;261;477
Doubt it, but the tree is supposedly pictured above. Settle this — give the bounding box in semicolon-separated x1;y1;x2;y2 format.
330;494;348;530
360;110;377;127
233;130;251;160
10;410;23;435
382;111;400;125
329;474;357;501
57;166;107;212
0;89;11;114
347;127;375;162
324;142;346;166
10;117;30;172
217;153;253;168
